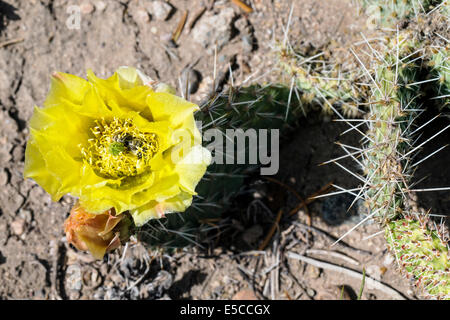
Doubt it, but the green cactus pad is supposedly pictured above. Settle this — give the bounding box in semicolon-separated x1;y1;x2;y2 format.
386;218;450;299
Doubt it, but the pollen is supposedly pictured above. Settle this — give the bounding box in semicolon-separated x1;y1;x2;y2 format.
81;118;158;179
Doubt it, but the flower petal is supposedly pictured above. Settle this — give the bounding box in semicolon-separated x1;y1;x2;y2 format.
146;92;199;127
45;72;91;107
130;192;193;226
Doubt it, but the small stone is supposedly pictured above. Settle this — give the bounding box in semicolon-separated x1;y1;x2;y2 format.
306;288;316;297
151;26;158;34
148;1;173;21
306;265;321;279
0;169;7;186
232;289;258;300
132;8;150;24
18;209;32;224
10;218;26;236
159;32;173;43
66;264;82;292
80;2;95;14
192;8;236;52
94;1;107;12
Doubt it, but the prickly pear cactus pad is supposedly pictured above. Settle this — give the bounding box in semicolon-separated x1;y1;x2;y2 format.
362;33;421;222
386;218;450;299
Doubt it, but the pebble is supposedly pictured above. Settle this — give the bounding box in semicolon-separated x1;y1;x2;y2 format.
232;289;258;300
306;265;321;279
10;218;26;236
192;8;236;52
18;209;32;224
94;1;107;12
159;32;173;43
66;264;83;292
148;1;173;21
306;288;316;297
132;8;150;24
0;169;7;186
80;2;95;15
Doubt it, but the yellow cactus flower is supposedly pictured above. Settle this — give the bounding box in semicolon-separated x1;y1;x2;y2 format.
24;67;211;226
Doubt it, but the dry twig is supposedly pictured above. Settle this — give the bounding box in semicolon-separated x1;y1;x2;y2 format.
0;37;24;48
287;252;407;300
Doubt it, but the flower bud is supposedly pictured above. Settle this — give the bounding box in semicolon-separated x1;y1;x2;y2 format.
64;203;131;259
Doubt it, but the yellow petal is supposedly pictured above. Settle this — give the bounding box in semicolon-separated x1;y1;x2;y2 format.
116;66;154;88
44;72;91;107
24;139;62;198
87;69;153;118
174;145;211;194
146;92;199;127
130;192;193;226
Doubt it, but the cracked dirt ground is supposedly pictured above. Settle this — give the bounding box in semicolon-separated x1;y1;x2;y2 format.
0;0;436;300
